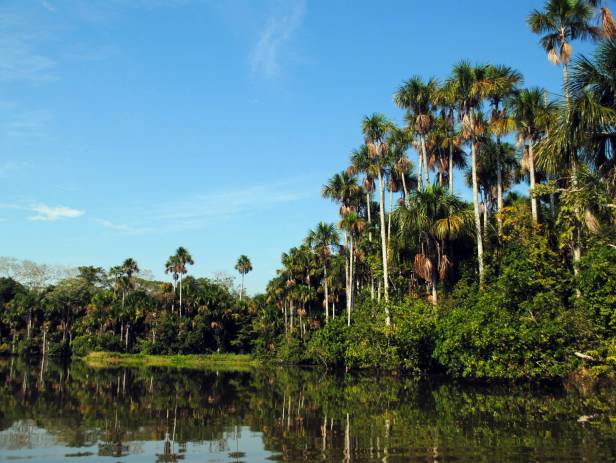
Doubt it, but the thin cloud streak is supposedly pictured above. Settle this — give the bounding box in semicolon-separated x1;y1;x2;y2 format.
95;182;311;235
28;203;84;221
250;0;306;77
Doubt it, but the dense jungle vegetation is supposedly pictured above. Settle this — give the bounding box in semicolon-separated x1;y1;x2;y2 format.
1;0;616;382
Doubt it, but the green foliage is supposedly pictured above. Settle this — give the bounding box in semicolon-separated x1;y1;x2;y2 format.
434;239;580;380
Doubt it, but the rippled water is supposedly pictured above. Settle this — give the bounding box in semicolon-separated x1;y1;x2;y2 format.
1;358;616;462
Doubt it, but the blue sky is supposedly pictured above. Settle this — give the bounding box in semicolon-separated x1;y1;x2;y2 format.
0;0;597;293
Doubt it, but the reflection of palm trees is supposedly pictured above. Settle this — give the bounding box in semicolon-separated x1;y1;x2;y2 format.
228;425;245;462
98;408;128;458
156;406;185;462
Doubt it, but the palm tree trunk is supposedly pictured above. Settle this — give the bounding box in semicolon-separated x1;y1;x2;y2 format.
420;134;430;187
240;274;244;301
496;135;504;236
347;237;354;326
417;151;423;191
401;175;408;199
482;196;489;243
449;117;455;193
179;273;183;317
387;187;393;248
376;170;390;324
366;191;372;242
323;265;329;323
529;142;539;224
470;111;485;287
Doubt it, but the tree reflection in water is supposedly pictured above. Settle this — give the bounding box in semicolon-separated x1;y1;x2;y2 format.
0;359;616;462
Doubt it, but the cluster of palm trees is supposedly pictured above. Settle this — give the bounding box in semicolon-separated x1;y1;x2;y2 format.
266;0;616;330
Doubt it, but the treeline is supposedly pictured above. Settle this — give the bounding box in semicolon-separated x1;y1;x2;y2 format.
0;250;258;357
253;1;616;381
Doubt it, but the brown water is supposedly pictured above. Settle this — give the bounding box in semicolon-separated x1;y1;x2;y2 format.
1;359;616;462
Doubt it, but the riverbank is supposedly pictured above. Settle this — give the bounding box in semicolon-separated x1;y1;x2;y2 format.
82;351;259;369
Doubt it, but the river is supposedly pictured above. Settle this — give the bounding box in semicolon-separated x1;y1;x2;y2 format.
0;359;615;462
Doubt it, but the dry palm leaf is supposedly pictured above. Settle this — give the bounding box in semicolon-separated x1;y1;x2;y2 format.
414;253;432;281
438;254;452;281
548;48;561;65
416;114;431;133
367;142;377;158
585;208;601;234
560;42;572;65
603;7;616;37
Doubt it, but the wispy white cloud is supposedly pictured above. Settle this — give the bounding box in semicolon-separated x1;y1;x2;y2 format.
29;203;84;221
93;181;309;235
250;0;306;77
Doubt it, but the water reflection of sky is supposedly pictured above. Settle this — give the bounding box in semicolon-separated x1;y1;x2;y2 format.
0;425;272;462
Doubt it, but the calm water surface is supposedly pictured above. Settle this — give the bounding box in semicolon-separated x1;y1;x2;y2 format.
1;359;616;462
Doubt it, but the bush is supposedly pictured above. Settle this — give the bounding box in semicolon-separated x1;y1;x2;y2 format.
433;241;579;380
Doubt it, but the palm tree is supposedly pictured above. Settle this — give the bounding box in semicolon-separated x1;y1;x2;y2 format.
435;80;460;193
398;185;470;306
305;223;340;322
394;76;439;189
485;64;523;236
170;247;194;317
536;39;616;268
528;0;606;104
510;88;556;224
234;255;253;301
450;62;493;286
322;171;361;217
570;37;616;189
362;113;394;322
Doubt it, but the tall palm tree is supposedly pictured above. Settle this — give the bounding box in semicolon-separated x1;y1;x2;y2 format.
234;255;253;301
510;88;556;224
450;62;493;286
485;64;523;236
528;0;605;104
435;80;460;193
362;113;394;322
394;76;439;189
172;247;194;317
305;223;340;322
398;185;471;306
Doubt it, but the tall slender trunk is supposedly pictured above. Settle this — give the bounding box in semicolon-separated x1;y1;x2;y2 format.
323;265;329;323
448;113;455;193
347;237;354;326
564;61;582;273
376;170;390;324
401;175;408;199
496;135;504;237
470;110;485;287
420;134;429;187
417;152;423;191
366;190;374;301
240;274;244;301
387;188;393;249
366;191;372;242
528;142;538;224
179;273;183;317
482;196;489;244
